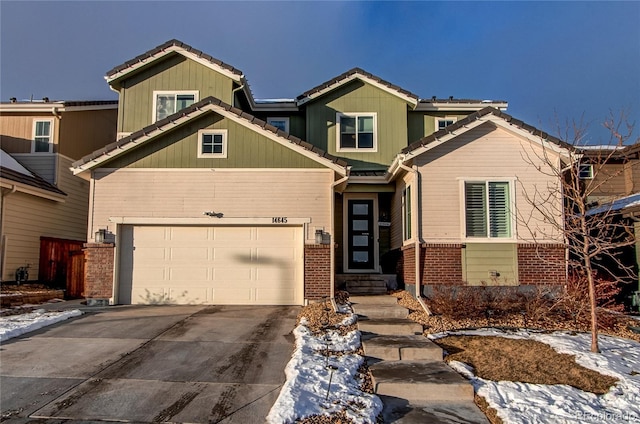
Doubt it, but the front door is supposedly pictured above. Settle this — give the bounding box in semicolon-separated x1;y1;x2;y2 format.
347;199;375;270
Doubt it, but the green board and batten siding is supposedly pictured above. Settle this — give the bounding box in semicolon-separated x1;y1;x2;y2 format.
104;114;324;170
462;243;518;286
116;54;235;134
305;80;408;170
407;112;470;144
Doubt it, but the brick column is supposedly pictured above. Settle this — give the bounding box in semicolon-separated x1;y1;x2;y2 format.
83;243;115;305
304;244;331;300
518;243;566;285
401;244;416;286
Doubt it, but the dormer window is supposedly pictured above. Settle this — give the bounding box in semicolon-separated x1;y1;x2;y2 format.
153;91;198;122
336;113;377;152
267;117;290;133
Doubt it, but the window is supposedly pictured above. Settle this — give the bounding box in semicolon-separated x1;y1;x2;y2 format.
153;91;198;122
198;129;227;158
32;119;53;153
436;117;457;131
267;117;290;133
579;164;593;179
464;181;511;238
336;113;377;151
402;186;412;240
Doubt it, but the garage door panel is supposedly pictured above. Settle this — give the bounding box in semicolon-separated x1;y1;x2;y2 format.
124;226;304;305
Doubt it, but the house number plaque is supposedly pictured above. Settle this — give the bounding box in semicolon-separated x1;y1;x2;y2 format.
272;217;288;223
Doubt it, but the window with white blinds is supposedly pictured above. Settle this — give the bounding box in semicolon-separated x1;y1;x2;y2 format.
465;181;511;238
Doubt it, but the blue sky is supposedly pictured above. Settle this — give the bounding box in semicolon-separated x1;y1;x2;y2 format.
1;1;639;144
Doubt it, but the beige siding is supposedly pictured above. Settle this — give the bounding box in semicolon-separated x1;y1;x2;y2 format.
416;123;564;244
117;55;234;133
0;113;60;153
11;154;57;184
1;156;89;281
58;109;118;159
463;243;518;286
588;160;640;202
89;168;333;243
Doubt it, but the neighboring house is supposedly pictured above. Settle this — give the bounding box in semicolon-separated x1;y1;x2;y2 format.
71;39;570;306
0;100;117;294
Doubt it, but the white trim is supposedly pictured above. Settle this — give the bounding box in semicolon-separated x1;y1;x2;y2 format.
0;180;65;202
108;217;312;225
152;90;199;123
297;73;418;107
416;102;508;112
0;103;117;113
197;129;227;158
459;178;517;241
435;116;458;131
342;193;379;273
72;103;347;176
336;112;378;153
578;164;594;179
105;45;243;85
266;117;290;133
402;184;413;242
31;118;54;153
94;167;334;174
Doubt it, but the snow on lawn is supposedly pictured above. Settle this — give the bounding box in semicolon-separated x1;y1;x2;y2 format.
267;306;383;424
429;329;640;423
0;309;82;342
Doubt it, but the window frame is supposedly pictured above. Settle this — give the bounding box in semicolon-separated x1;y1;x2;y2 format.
336;112;378;152
267;117;290;133
461;179;516;241
197;129;228;159
436;116;458;131
152;90;199;123
402;185;412;241
31;118;54;153
578;164;594;179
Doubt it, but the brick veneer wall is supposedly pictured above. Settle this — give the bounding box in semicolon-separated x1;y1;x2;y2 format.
304;244;331;300
421;243;464;285
401;244;416;286
518;243;566;285
83;243;115;301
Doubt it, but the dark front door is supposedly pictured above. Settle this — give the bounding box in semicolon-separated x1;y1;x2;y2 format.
347;199;375;270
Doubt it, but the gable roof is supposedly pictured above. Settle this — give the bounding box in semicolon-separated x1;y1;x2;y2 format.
105;39;244;88
296;67;420;108
0;150;66;200
71;96;349;176
388;107;573;176
0;100;118;113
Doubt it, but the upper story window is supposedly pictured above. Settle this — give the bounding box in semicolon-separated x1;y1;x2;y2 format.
578;164;594;179
32;119;53;153
267;117;290;133
436;117;457;131
464;180;512;238
336;113;377;152
153;91;198;122
198;129;227;158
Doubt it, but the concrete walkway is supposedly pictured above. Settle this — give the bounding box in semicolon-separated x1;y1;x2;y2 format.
351;295;489;424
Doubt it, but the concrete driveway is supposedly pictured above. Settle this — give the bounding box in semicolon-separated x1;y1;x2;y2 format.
0;304;299;423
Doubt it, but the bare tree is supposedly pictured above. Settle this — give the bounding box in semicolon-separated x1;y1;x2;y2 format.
519;111;638;353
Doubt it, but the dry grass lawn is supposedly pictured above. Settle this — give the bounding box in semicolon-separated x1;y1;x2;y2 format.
434;335;618;394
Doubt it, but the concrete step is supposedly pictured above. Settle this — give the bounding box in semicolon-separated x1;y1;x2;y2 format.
369;361;475;403
349;295;399;306
363;335;443;362
353;304;409;319
379;396;489;424
346;286;388;295
358;318;423;336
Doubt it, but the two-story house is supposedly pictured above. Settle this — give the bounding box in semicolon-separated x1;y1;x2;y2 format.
0;99;117;295
71;39;571;306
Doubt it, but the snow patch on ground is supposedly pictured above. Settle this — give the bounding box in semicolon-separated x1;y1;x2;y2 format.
0;309;82;341
267;313;382;424
430;329;640;423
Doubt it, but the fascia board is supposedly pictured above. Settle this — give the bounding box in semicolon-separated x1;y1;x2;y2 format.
0;180;66;202
487;115;571;157
105;45;243;85
415;102;508;112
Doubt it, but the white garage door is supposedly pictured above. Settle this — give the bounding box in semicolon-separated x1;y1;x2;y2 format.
119;225;304;305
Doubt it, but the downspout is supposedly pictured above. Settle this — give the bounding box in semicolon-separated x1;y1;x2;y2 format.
398;158;422;294
329;169;350;302
231;84;245;108
0;185;18;282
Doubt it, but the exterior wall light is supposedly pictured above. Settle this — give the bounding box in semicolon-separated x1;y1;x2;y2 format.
95;229;106;243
